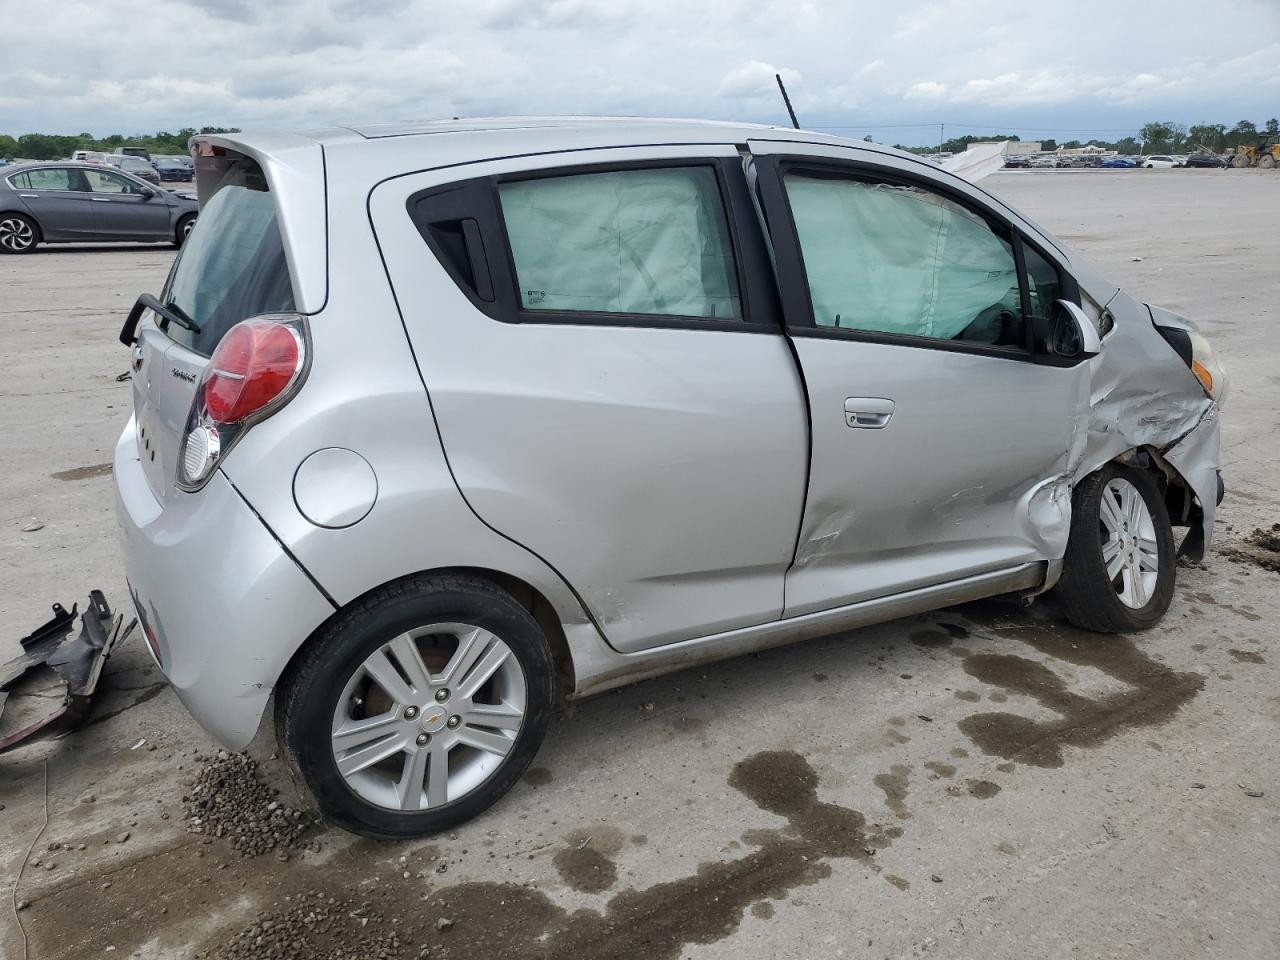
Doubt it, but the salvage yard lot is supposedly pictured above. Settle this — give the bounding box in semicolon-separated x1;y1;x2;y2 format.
1;169;1278;959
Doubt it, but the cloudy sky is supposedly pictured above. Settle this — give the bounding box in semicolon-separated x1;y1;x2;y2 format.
1;0;1276;144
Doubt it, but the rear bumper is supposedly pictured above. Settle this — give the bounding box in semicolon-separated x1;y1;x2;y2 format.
114;417;334;748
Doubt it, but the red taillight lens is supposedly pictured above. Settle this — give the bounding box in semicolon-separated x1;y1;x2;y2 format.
203;321;301;424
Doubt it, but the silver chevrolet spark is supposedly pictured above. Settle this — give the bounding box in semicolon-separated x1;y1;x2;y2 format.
115;119;1225;838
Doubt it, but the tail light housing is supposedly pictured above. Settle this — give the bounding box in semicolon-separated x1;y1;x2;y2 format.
177;314;310;490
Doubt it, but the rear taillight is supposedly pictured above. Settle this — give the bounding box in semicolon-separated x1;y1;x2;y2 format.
177;314;309;490
204;321;302;424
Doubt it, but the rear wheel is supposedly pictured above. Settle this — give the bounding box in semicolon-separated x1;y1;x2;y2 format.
0;213;38;254
174;213;197;248
277;573;555;838
1054;463;1175;633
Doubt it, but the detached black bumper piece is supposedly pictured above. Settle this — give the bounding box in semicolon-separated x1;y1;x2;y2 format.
0;592;136;753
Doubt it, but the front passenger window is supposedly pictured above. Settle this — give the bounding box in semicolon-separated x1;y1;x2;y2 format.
85;169;144;195
784;172;1024;347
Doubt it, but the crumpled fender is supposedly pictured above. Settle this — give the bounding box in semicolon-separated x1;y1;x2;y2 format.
1070;290;1220;559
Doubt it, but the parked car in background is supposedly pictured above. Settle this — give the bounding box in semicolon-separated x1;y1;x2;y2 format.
0;161;197;253
153;157;193;182
104;154;161;185
114;120;1225;838
1143;156;1179;169
1102;156;1138;168
1185;154;1227;169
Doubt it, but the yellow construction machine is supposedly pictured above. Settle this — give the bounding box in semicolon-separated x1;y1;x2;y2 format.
1231;134;1280;168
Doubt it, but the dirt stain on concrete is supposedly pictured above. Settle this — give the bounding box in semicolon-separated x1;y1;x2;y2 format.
966;780;1001;799
553;827;624;894
873;764;912;820
1228;649;1265;664
50;462;113;481
955;623;1204;768
910;629;953;649
28;750;884;960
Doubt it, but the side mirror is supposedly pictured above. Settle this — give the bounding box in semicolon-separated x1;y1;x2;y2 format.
1046;299;1101;360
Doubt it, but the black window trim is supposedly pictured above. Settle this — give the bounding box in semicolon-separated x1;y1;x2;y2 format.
406;156;785;336
754;154;1083;365
6;166;90;193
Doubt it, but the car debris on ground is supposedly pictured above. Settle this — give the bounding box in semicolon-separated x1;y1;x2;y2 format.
0;592;134;752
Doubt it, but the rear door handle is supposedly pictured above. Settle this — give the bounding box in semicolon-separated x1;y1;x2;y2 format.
844;397;895;429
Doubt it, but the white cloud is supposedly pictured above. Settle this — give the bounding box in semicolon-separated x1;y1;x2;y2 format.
0;0;1275;140
904;81;947;100
718;60;801;98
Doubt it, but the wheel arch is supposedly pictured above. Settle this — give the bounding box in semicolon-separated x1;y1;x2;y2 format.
277;565;577;706
1;208;42;244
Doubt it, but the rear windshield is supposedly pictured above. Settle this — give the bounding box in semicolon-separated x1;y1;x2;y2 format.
161;158;295;356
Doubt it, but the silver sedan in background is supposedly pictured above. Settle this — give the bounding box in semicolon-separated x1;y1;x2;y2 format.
0;161;198;253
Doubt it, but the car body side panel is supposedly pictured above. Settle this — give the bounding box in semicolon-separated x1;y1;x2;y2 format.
365;145;810;652
782;338;1087;617
14;185;97;240
217;143;606;659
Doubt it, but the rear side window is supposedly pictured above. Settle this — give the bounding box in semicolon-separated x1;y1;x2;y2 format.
161;159;295;356
497;167;741;321
784;172;1024;347
11;168;81;191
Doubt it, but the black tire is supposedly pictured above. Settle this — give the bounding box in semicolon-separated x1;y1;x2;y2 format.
173;213;197;248
276;573;555;839
0;212;39;254
1054;463;1176;633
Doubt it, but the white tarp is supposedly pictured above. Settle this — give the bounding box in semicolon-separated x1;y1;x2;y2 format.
941;141;1008;183
498;167;741;319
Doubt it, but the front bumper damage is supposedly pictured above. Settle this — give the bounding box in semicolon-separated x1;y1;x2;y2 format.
0;591;135;753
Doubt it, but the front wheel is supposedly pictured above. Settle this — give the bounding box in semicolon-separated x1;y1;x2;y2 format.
277;573;554;839
174;213;197;248
1054;463;1175;633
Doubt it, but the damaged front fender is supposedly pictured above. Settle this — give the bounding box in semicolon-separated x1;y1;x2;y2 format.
1072;291;1221;560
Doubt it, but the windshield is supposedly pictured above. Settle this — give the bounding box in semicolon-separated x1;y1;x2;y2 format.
161;158;296;356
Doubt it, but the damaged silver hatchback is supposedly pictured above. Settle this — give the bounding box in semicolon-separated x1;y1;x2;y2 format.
114;119;1225;838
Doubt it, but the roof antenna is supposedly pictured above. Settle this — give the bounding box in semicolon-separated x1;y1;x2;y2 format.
775;73;800;130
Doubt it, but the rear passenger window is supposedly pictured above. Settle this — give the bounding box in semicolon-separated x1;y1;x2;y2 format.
497;167;741;321
784;172;1024;347
13;169;80;191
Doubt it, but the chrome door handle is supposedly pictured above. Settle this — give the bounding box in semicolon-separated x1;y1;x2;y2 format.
844;397;895;429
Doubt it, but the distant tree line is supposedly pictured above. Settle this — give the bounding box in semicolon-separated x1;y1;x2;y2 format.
0;127;241;160
889;118;1279;156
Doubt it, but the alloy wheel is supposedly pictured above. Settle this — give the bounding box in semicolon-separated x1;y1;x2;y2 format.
1098;477;1159;609
0;216;34;252
330;623;527;811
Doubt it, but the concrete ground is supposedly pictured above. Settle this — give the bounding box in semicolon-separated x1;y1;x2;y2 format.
1;169;1277;960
